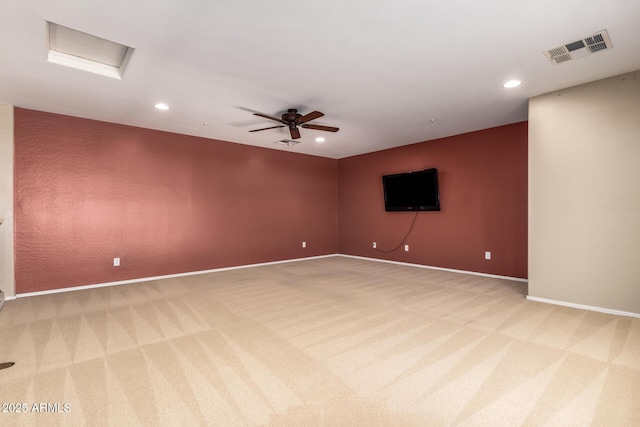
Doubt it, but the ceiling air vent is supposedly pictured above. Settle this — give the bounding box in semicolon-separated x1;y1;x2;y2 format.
47;22;134;79
543;29;612;65
274;139;301;146
585;33;609;52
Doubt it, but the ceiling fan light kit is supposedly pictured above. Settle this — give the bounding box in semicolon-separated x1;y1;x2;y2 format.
250;108;339;140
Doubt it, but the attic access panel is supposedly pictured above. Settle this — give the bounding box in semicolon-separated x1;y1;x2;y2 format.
47;22;133;79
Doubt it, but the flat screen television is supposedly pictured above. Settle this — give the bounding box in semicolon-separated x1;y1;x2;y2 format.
382;168;440;211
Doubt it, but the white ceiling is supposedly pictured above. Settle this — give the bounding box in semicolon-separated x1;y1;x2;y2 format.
1;1;639;159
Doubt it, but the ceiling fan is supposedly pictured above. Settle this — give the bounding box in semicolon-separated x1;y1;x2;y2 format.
249;108;339;139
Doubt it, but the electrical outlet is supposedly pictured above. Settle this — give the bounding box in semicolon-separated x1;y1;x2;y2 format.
485;251;491;260
373;242;376;248
404;244;409;252
302;241;306;248
113;257;120;267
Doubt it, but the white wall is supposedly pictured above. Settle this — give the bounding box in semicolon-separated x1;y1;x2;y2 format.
0;104;15;298
528;71;640;316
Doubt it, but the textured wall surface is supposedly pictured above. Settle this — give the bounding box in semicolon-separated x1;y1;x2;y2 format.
529;71;640;314
14;108;338;293
338;122;528;279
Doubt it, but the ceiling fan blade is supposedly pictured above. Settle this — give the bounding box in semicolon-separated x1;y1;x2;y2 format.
290;127;301;139
249;125;286;132
253;112;286;123
301;124;339;132
296;111;324;124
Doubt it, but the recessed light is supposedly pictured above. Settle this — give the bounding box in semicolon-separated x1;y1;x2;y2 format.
154;103;169;110
315;137;325;143
503;80;522;88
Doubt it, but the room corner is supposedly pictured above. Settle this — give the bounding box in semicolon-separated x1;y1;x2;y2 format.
0;103;15;305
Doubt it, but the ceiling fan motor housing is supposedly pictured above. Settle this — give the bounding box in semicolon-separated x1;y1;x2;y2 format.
283;109;302;123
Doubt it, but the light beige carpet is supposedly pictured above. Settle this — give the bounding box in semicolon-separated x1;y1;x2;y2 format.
0;256;638;426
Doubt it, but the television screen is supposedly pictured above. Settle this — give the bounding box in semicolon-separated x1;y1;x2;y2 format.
382;168;440;211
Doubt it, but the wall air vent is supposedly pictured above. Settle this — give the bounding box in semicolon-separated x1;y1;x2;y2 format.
543;29;612;65
274;139;301;146
47;22;134;79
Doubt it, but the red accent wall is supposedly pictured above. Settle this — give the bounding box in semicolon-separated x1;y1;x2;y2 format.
338;122;528;278
14;108;338;293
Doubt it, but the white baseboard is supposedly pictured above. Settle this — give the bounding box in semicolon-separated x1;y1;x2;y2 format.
13;253;527;300
526;295;640;319
16;254;340;299
338;254;528;283
0;291;13;311
10;254;638;319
